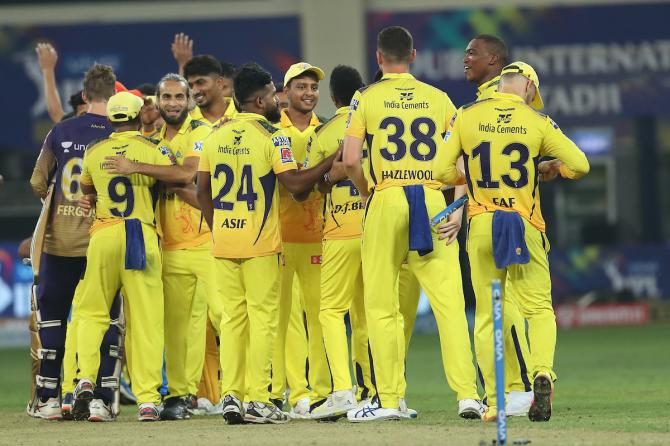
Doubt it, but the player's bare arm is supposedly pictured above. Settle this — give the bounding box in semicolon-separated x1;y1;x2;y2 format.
281;152;335;196
36;42;65;123
105;154;198;184
196;171;214;230
342;135;368;203
438;157;467;245
168;183;200;209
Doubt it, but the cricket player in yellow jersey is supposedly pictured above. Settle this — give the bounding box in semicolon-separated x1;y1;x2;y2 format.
183;55;237;410
438;62;590;422
196;63;334;425
185;56;237;127
298;65;372;419
343;26;482;422
446;35;536;415
72;92;174;422
271;62;330;416
104;73;217;420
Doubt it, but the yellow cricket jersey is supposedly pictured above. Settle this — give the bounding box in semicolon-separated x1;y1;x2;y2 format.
345;72;457;191
156;116;213;250
190;97;237;127
81;131;173;234
437;92;590;232
277;108;323;243
198;112;298;258
305;107;366;240
476;76;500;101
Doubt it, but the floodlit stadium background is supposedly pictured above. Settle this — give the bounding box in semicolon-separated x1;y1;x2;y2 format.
1;0;669;344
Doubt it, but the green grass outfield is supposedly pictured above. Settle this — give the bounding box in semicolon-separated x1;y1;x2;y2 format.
1;324;669;445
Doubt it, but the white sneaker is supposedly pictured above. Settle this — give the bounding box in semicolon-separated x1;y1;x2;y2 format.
88;399;114;422
311;389;357;420
347;399;400;422
398;398;418;419
245;401;290;424
507;390;533;416
137;402;160;421
458;399;485;420
27;397;62;420
222;394;244;425
195;397;222;416
289;397;311;420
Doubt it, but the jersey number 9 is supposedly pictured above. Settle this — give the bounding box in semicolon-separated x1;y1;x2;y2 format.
109;176;135;217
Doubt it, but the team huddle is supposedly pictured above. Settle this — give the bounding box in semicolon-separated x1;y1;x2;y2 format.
26;26;589;425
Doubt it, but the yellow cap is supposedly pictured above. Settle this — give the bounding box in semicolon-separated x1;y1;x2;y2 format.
107;91;144;122
500;61;544;110
283;62;325;87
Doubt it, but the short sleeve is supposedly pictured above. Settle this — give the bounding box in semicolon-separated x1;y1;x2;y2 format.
344;90;366;139
303;134;325;169
80;148;93;186
444;94;457;130
155;145;176;166
540;117;590;180
198;143;211;172
186;123;212;158
270;130;298;174
435;108;466;185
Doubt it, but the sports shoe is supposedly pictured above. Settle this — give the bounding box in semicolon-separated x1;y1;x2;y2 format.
160;396;190;421
347;398;400;422
61;393;74;420
245;401;290;424
311;389;357;420
197;397;223;415
270;398;285;412
88;399;114;422
458;399;485;420
398;398;418;419
507;390;533;417
289;397;311;420
73;379;95;421
528;373;553;422
138;402;160;421
221;394;244;425
27;397;62;420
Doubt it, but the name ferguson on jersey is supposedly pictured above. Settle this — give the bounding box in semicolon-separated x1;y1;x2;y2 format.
479;122;528;134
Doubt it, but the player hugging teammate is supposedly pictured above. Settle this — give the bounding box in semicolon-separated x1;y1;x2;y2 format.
26;27;588;424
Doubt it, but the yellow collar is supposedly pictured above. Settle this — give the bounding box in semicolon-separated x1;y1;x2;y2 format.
335;106;349;115
381;72;415;80
110;130;141;139
477;76;501;98
279;108;320;129
490;91;526;104
234;112;270;122
159;114;193;139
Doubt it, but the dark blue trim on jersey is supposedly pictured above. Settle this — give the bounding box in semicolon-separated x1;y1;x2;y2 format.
462;153;479;205
511;325;532;392
254;169;276;245
365;133;377;185
529;155;541;221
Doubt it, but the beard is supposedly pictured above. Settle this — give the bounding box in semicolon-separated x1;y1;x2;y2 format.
266;103;281;123
159;107;188;126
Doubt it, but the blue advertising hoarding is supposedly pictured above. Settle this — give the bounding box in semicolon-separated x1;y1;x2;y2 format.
368;3;670;123
0;16;301;151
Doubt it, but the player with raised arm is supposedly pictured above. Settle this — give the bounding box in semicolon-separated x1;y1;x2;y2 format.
72;92;174;422
196;62;334;425
442;34;536;417
437;61;589;422
342;26;483;422
270;62;330;418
